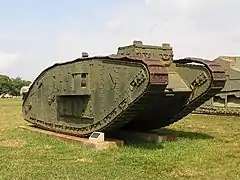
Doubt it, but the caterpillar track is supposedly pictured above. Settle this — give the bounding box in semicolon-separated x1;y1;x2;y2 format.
193;56;240;116
22;41;226;136
193;106;240;116
123;58;226;130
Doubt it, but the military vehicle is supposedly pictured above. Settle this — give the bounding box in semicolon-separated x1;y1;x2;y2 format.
22;41;226;136
194;56;240;116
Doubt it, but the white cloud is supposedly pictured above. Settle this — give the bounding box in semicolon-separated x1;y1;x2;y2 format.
53;0;240;63
104;0;240;58
0;52;18;71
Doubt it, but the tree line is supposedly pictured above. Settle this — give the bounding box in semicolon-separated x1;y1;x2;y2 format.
0;74;31;96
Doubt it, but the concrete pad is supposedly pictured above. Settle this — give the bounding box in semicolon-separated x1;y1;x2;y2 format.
19;125;124;150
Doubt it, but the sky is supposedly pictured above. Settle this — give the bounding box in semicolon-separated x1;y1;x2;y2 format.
0;0;240;81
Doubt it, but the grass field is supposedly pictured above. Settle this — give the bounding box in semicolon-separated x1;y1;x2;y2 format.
0;98;239;180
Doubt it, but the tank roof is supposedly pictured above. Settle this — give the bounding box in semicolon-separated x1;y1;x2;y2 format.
118;40;172;50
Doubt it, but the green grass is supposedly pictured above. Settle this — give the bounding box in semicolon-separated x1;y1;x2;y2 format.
0;98;240;180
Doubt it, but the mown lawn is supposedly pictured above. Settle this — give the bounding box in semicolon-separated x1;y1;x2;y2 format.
0;98;239;180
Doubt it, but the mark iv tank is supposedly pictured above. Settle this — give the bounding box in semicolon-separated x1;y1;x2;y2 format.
22;40;226;136
194;56;240;116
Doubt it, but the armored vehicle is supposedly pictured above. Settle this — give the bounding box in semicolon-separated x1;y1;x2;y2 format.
194;56;240;116
22;41;226;136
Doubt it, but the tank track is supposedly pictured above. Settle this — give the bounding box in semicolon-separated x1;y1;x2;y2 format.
122;57;226;130
193;106;240;116
23;57;226;136
161;58;226;127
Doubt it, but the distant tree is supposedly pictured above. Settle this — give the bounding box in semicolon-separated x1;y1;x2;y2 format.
0;74;11;94
0;74;31;96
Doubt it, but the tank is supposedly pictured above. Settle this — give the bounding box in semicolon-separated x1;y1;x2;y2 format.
22;41;226;136
194;56;240;115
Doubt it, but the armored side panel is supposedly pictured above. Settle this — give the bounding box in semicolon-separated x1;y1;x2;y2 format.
22;41;226;136
194;56;240;115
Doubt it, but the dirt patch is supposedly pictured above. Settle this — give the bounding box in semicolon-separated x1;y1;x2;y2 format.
171;167;204;178
0;139;26;148
26;146;52;153
74;158;92;163
58;157;93;163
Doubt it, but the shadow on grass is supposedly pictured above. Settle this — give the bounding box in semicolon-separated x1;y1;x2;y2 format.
107;128;214;150
153;128;214;140
18;124;214;150
124;141;164;150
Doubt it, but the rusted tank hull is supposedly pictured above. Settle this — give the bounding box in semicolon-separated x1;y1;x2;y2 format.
22;55;226;136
